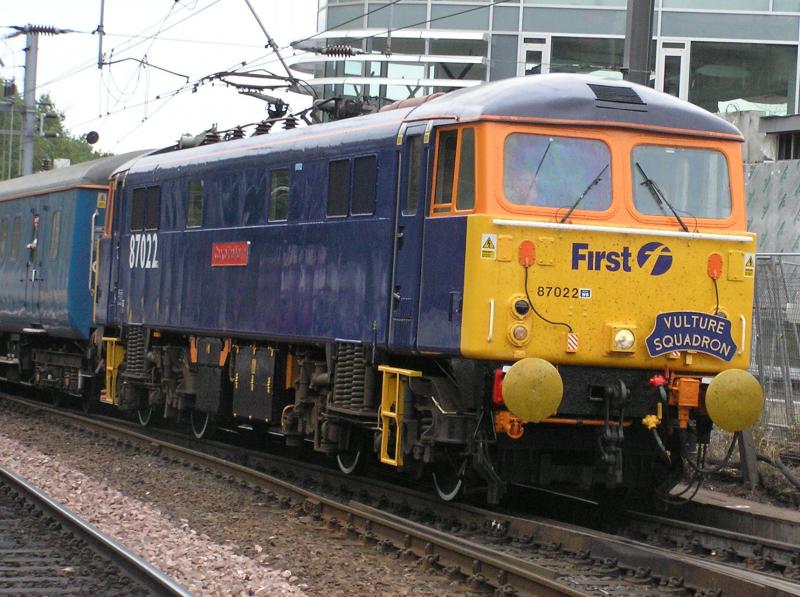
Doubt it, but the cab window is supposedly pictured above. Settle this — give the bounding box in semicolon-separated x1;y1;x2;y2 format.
432;127;476;214
132;186;161;230
503;134;611;211
632;145;731;219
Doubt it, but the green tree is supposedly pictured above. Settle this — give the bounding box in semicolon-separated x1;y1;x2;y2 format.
0;90;111;181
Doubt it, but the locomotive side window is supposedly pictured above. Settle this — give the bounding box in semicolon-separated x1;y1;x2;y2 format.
48;211;61;258
269;169;289;222
404;136;422;215
10;216;20;260
132;186;161;231
327;159;350;217
503;134;611;211
0;218;7;260
145;187;160;230
434;130;458;211
187;180;204;228
456;128;476;210
131;188;146;231
352;155;377;215
632;145;731;220
432;127;476;214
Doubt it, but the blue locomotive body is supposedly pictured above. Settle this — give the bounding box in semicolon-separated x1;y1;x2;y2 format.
102;108;465;354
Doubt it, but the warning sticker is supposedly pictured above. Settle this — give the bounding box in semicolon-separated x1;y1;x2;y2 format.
481;233;497;259
744;253;755;278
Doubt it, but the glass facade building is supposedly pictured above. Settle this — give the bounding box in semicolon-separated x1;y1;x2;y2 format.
290;1;800;115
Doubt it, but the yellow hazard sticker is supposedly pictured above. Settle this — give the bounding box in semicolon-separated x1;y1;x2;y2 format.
481;233;497;259
744;252;755;277
97;192;107;209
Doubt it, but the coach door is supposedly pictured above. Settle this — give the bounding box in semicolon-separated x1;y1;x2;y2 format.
388;123;429;351
23;211;42;326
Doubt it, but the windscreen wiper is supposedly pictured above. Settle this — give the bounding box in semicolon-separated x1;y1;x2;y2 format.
560;164;608;223
635;161;689;232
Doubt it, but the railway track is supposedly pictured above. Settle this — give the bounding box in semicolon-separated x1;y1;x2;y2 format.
2;391;798;596
0;459;191;596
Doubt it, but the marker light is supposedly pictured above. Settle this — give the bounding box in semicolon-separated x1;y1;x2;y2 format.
514;299;530;317
512;325;529;342
613;328;635;351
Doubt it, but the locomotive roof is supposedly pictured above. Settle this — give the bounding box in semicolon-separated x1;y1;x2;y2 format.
126;74;742;176
405;74;742;139
0;150;150;202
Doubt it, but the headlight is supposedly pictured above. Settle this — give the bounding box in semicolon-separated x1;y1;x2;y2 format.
613;328;635;351
512;325;528;342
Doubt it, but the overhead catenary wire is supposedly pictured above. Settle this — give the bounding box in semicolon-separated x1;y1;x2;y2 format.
6;0;514;152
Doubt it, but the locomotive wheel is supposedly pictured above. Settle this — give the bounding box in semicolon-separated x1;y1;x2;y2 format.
432;468;463;502
80;393;94;414
190;409;215;440
50;392;63;408
432;450;466;502
336;448;362;475
137;405;154;427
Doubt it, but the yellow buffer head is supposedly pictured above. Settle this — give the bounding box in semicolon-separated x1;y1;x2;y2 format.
502;358;564;422
705;369;764;432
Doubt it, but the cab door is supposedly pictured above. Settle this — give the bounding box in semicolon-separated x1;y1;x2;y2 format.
95;178;124;325
388;123;430;352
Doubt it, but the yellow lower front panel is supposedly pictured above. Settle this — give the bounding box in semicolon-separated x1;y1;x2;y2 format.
461;215;756;373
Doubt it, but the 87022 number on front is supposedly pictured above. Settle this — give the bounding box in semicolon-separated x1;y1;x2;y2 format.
536;286;592;299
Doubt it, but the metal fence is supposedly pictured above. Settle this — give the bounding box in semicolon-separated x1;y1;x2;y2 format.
751;254;800;441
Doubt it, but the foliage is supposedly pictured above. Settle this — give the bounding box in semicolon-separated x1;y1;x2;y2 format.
0;91;111;180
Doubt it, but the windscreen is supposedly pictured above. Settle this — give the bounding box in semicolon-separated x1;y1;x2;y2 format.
632;145;731;220
503;134;611;211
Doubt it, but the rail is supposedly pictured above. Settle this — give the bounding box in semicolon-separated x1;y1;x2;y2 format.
0;462;192;597
1;393;797;596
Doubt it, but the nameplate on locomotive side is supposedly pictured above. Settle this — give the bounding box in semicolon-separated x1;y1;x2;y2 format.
645;311;736;362
211;241;250;267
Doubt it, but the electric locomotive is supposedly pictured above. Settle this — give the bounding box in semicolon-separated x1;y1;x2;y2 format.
2;75;764;504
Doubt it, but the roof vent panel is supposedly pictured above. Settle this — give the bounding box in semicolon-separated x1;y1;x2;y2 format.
587;83;646;106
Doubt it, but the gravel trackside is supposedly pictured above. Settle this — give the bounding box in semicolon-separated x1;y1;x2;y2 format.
0;432;303;597
0;405;475;596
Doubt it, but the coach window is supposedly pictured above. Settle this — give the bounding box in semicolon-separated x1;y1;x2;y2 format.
327;159;350;217
48;211;61;258
187;180;204;227
352;155;377;215
0;218;7;260
432;127;476;214
145;186;160;230
269;168;289;222
131;188;146;231
10;216;20;260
